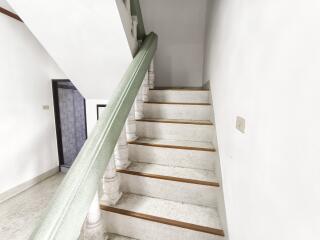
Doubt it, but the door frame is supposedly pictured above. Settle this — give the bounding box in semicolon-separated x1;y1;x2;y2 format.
52;79;88;167
96;104;107;120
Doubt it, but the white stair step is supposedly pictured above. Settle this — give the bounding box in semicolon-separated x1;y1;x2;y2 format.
102;193;224;240
118;162;219;207
136;119;215;142
143;102;212;121
136;118;212;125
149;89;210;104
128;138;217;171
119;162;218;186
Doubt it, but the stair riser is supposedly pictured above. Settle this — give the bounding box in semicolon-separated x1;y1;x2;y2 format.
128;144;217;171
149;90;210;104
143;103;212;121
120;174;218;208
103;212;224;240
136;121;214;142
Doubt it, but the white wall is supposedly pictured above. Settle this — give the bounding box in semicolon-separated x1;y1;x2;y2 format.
0;8;66;195
140;0;208;87
6;0;132;99
204;1;320;239
86;99;108;136
0;0;14;11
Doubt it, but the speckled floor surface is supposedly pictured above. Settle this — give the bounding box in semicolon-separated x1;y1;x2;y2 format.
0;173;65;240
109;233;136;240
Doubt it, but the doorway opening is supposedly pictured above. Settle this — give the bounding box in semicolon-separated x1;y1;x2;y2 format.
52;80;87;172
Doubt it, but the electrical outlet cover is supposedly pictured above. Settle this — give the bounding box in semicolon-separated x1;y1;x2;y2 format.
236;116;245;133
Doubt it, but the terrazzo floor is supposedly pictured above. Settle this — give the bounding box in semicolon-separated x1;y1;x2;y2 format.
0;173;65;239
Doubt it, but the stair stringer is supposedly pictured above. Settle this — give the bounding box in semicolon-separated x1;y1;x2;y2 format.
208;84;230;240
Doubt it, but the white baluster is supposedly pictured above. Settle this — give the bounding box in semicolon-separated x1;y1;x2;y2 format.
101;154;122;206
142;73;150;102
148;59;155;89
82;192;107;240
123;0;130;12
114;128;131;169
126;105;137;141
132;16;138;38
131;16;139;54
135;85;144;120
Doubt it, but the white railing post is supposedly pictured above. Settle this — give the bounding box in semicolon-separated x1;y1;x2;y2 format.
81;192;107;240
114;128;131;169
123;0;131;12
29;33;157;240
126;105;137;141
135;85;144;119
142;73;149;102
148;59;155;89
101;154;122;206
131;16;139;54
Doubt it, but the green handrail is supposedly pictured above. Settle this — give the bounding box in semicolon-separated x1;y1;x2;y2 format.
30;32;158;240
130;0;146;41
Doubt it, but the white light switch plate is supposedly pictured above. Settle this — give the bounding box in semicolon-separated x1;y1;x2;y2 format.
42;105;50;110
236;116;245;133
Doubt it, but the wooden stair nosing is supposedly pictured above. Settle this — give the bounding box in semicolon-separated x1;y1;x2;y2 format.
117;169;220;187
101;205;225;236
144;101;210;106
135;119;213;125
150;87;209;92
128;141;216;152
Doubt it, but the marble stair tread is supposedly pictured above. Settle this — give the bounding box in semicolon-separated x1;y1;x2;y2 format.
118;162;218;186
136;118;213;125
101;193;223;233
148;88;210;104
143;102;212;121
128;137;216;152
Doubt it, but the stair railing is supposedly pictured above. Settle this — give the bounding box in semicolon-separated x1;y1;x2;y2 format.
30;31;157;240
130;0;146;42
117;0;139;54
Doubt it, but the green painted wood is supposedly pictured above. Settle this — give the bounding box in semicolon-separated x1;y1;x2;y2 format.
130;0;146;40
30;32;158;240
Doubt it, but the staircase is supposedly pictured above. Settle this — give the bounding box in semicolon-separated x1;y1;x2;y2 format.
14;0;227;237
101;87;225;240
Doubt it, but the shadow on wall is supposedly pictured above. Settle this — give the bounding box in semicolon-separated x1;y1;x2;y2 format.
140;0;208;87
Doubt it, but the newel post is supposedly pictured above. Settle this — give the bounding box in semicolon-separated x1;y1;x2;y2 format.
82;192;107;240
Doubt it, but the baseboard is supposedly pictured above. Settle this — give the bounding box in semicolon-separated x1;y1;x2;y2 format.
60;165;70;173
0;167;59;204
